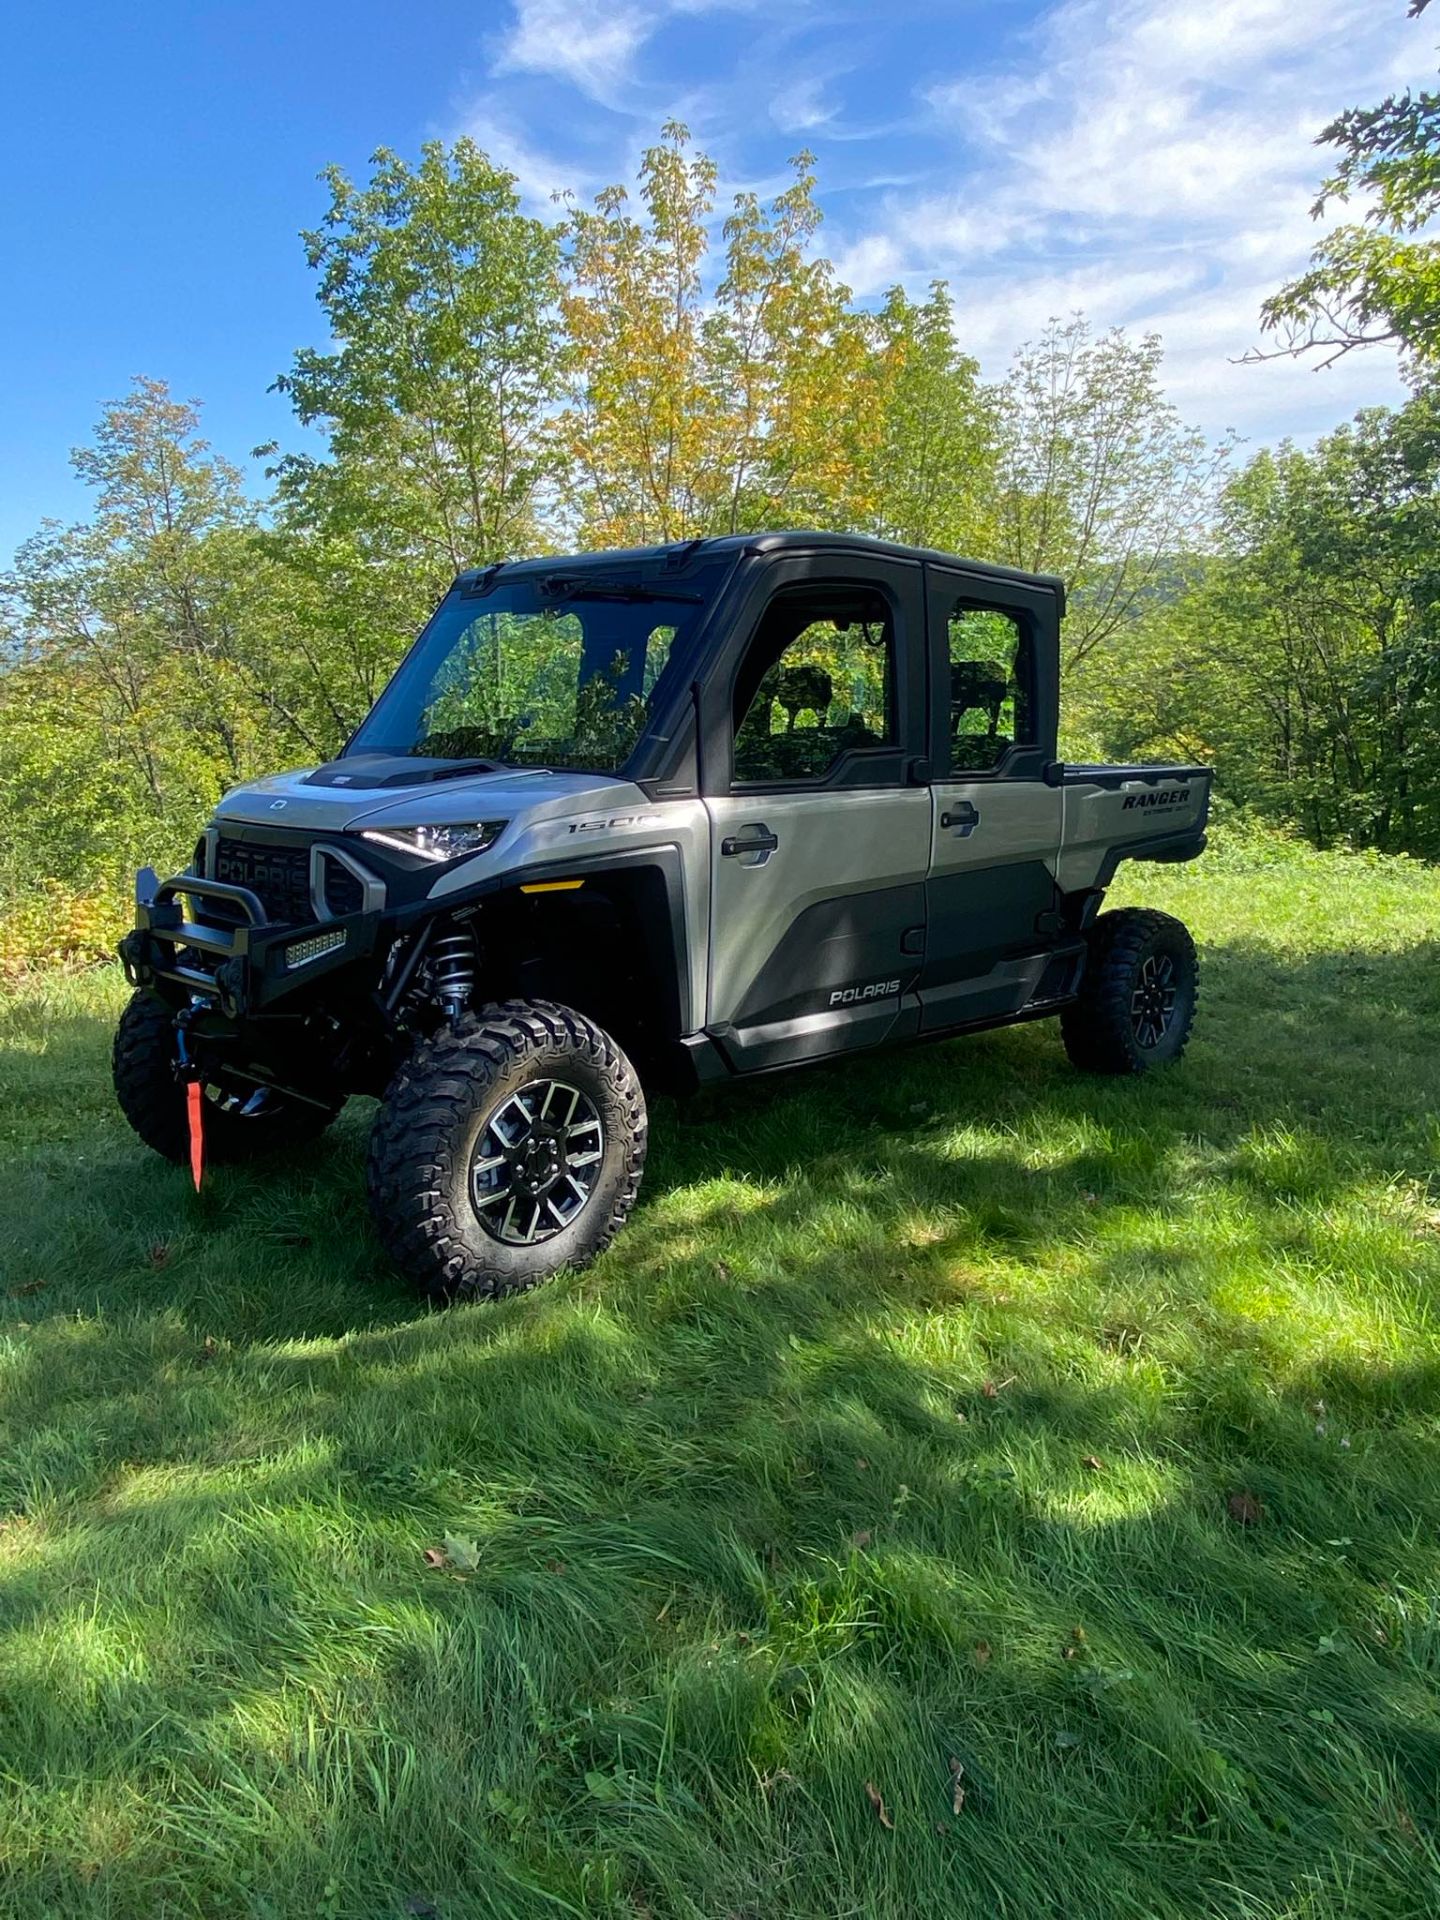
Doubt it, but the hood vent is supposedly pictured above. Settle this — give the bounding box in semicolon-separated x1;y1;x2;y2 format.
302;753;506;790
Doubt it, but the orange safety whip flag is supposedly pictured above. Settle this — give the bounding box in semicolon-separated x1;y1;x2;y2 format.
186;1080;205;1192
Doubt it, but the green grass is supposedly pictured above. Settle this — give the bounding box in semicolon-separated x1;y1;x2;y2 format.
3;836;1440;1919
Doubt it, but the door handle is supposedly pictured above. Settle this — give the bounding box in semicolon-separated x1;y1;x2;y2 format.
721;827;779;858
940;802;980;835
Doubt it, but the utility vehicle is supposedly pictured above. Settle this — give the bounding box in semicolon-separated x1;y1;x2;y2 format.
116;532;1211;1301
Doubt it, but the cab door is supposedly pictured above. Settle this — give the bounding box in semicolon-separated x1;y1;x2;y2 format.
919;568;1064;1032
702;553;931;1073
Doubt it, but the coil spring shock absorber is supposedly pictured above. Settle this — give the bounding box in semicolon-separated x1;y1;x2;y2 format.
430;924;477;1023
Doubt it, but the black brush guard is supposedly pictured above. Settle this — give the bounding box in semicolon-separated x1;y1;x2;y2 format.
119;866;380;1018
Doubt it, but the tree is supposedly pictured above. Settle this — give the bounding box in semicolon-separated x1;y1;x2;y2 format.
274;141;564;582
1257;14;1440;370
559;125;873;545
559;123;725;546
1;382;265;892
707;152;871;532
1089;400;1440;856
858;281;998;555
0;381;381;911
989;317;1228;666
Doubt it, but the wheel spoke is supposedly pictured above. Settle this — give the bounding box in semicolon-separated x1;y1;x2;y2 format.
519;1195;542;1245
491;1098;529;1148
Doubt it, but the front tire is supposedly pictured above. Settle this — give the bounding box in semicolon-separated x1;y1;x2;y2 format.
112;989;344;1164
1061;908;1198;1075
366;999;647;1304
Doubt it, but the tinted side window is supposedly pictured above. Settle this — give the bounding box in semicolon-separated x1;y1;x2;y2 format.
946;603;1033;772
733;584;897;784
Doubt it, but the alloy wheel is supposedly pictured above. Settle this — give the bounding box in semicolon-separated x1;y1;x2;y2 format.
1130;952;1178;1049
469;1079;605;1245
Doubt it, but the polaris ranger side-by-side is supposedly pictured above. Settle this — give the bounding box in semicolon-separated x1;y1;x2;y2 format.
116;532;1211;1300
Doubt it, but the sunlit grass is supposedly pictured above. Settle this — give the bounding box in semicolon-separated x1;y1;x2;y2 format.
1;836;1439;1916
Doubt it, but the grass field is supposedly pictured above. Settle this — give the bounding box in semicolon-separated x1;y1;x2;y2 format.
2;833;1440;1919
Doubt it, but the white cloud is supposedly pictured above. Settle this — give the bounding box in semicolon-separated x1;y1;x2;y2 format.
467;0;1427;447
491;0;654;107
469;112;590;208
838;0;1425;442
770;75;837;134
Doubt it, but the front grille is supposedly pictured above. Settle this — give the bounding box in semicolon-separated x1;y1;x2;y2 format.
213;837;313;926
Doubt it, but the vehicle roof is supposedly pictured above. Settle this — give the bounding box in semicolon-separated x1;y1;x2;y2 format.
456;530;1067;615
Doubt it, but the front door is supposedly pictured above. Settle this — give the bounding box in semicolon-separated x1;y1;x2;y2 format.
703;558;931;1072
919;571;1064;1031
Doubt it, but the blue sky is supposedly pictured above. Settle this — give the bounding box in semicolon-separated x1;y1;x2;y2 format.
2;0;1432;560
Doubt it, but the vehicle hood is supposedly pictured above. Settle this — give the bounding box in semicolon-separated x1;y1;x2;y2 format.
212;755;646;834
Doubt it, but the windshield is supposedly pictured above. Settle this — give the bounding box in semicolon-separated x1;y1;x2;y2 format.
349;564;726;772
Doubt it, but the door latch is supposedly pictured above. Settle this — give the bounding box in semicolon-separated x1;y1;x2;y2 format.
721;825;779;863
940;802;981;837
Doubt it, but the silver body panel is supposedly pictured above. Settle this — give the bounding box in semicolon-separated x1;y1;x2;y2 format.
703;788;931;1028
214;765;715;1035
209;757;1203;1046
1058;771;1206;893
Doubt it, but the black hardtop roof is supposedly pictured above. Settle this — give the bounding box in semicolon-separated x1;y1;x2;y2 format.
455;530;1066;615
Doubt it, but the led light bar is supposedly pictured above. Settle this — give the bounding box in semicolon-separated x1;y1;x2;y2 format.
285;928;348;971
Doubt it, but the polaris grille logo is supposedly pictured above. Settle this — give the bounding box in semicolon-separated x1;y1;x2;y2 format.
830;978;901;1007
1121;787;1191;811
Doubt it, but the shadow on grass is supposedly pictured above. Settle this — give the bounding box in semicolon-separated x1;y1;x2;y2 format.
1;940;1439;1915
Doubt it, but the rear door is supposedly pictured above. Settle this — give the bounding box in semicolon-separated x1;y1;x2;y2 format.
919;569;1065;1031
702;552;931;1072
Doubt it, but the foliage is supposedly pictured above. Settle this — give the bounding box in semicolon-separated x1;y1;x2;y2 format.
0;381;392;919
3;111;1434;935
559;125;874;545
1259;17;1440;369
860;282;998;555
1;383;276;900
274;140;565;580
991;317;1230;667
3;845;1440;1915
0;880;125;976
1078;396;1440;857
559;124;726;545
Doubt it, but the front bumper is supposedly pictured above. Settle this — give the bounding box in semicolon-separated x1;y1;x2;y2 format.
119;866;381;1018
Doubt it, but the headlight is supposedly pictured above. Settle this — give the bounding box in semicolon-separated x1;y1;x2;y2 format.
357;821;507;864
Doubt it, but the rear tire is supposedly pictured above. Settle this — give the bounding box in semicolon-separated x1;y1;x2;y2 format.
112;989;344;1164
366;999;647;1305
1061;908;1198;1075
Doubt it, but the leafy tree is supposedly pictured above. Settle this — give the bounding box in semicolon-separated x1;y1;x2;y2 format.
0;382;384;913
1;382;263;893
1258;14;1440;369
991;316;1229;666
559;123;725;545
857;282;999;556
274;141;564;580
560;126;872;544
707;152;870;532
1084;399;1440;856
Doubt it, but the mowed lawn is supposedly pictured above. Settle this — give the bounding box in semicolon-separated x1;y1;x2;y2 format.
2;837;1440;1920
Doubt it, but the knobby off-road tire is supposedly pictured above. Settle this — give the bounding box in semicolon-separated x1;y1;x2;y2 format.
112;989;344;1165
1060;908;1199;1075
366;999;647;1305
